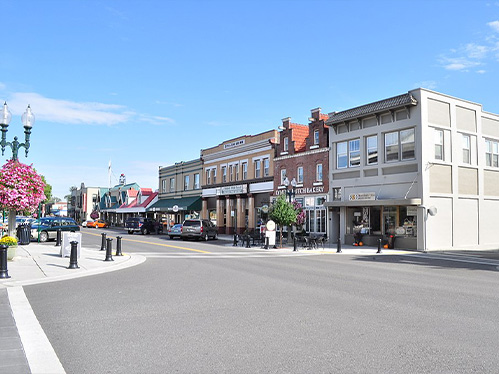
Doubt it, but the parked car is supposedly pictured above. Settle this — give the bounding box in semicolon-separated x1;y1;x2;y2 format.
16;217;36;227
168;224;183;240
181;219;218;241
124;217;163;235
30;217;80;242
86;219;108;228
81;219;94;227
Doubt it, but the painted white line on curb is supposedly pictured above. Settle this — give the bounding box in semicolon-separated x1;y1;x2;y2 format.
8;286;66;374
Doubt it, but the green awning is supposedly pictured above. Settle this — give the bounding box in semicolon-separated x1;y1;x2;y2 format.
147;196;202;212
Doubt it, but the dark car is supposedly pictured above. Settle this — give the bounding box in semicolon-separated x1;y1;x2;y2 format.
181;219;218;241
168;224;183;239
30;217;80;242
124;217;163;235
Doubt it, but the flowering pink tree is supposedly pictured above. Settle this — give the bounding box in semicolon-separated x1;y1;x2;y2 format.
0;160;46;236
293;200;306;227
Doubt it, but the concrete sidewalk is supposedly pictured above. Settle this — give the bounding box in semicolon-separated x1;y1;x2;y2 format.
0;242;145;374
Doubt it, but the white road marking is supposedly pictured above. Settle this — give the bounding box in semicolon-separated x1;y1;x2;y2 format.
8;286;66;374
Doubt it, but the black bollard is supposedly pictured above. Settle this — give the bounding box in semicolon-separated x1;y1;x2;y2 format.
67;241;80;269
100;232;106;251
264;236;269;250
377;238;382;254
115;236;123;256
336;238;342;253
105;238;114;261
0;244;10;279
246;235;251;248
233;234;238;247
55;229;62;247
293;237;297;252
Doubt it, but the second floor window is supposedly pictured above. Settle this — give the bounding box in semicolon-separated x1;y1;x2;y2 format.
297;166;303;183
316;164;323;182
462;134;471;164
194;173;200;189
242;162;247;180
222;166;227;183
435;129;444;161
366;135;378;165
235;164;239;181
337;142;348;169
184;175;190;191
206;170;211;185
229;165;234;181
281;169;287;185
485;139;499;167
283;137;289;152
314;130;319;145
170;178;175;192
349;139;360;167
385;128;415;162
162;180;167;193
264;158;269;177
212;168;217;184
255;160;261;178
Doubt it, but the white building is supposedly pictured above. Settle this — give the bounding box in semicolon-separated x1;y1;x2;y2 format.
325;88;499;251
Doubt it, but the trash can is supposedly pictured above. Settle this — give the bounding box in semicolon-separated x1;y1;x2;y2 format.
16;223;31;245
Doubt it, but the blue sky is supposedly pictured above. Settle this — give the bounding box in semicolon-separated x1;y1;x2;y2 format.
2;0;499;199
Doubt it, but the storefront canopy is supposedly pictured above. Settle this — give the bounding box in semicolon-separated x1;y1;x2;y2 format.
325;198;422;208
147;196;202;212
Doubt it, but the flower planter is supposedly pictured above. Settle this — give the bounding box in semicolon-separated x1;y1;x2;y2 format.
7;245;17;261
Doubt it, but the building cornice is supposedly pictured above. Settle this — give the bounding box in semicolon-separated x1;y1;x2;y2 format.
274;147;330;161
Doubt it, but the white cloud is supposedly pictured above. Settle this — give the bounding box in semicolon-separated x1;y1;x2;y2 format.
477;69;487;74
465;43;488;59
488;20;499;32
0;82;6;91
440;57;482;71
5;92;175;127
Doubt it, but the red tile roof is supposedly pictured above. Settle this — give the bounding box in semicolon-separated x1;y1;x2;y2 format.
290;123;308;152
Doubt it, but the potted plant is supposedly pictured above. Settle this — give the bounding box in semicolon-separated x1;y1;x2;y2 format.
0;235;18;260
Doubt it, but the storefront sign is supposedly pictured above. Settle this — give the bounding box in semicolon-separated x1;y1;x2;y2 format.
274;186;324;196
348;192;376;201
167;205;187;212
172;205;179;213
224;139;245;149
217;184;247;195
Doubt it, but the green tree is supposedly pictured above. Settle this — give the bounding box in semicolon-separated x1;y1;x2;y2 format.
268;195;297;248
41;176;52;203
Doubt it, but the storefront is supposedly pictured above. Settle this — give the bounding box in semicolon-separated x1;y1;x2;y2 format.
326;195;421;249
147;196;202;228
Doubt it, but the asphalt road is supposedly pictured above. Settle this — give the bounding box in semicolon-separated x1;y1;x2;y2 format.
23;228;499;373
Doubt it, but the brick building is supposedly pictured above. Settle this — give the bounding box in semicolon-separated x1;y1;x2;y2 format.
273;108;330;236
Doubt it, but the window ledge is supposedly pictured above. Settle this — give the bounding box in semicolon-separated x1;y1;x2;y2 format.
313;182;323;186
310;145;319;150
280;151;289;156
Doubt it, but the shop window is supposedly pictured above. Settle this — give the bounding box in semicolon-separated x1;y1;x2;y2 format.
366;135;378;165
462;134;471;164
297;166;303;183
435;129;444;161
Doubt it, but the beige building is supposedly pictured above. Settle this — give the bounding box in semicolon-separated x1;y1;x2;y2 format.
326;88;499;251
201;130;278;234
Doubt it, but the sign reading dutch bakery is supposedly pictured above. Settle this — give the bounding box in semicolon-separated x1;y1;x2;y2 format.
348;192;376;201
274;186;324;196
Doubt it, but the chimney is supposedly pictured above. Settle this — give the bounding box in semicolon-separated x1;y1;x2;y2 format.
311;107;321;121
281;117;291;129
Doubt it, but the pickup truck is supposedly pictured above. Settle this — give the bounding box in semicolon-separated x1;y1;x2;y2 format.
124;217;163;235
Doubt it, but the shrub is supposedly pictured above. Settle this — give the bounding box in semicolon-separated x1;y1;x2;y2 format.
0;235;18;246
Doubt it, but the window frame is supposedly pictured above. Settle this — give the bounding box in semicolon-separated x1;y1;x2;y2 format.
349;138;360;167
485;139;499;167
255;159;261;178
366;135;378;165
434;129;444;161
314;130;319;145
194;173;200;189
316;164;323;182
170;178;175;192
283;137;289;152
297;166;304;183
280;169;287;185
263;158;270;177
222;166;227;183
184;175;190;191
462;134;471;164
337;141;348;169
242;162;247;180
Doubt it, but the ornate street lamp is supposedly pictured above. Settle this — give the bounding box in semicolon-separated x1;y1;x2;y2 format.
283;176;297;245
0;102;35;161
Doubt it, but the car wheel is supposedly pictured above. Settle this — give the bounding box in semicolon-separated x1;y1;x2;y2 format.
39;231;49;242
142;228;149;235
128;230;133;235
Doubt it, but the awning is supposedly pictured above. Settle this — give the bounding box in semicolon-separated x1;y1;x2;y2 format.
147;196;202;212
324;198;422;208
